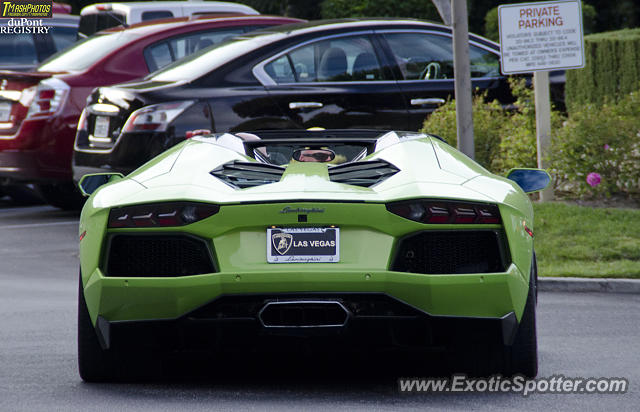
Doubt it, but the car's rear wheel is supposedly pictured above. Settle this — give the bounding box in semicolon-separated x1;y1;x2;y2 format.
500;255;538;377
77;273;117;382
3;184;44;205
38;182;85;210
454;254;538;378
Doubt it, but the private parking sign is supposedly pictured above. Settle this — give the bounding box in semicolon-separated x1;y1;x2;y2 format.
498;0;584;74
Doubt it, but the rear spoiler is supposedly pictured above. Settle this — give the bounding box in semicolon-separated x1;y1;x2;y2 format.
0;70;57;81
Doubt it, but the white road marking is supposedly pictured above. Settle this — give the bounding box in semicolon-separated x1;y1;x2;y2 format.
0;221;78;229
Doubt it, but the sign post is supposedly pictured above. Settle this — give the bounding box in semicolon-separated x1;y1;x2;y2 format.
498;0;584;201
451;0;474;159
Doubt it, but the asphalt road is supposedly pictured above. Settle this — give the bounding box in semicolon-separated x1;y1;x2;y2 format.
0;203;638;411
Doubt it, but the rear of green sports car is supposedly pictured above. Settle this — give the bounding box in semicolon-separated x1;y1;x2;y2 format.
77;131;539;381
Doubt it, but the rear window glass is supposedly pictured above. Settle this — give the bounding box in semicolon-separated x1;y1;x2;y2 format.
50;26;78;53
144;27;245;72
0;33;38;66
141;11;174;21
38;32;137;72
150;32;280;82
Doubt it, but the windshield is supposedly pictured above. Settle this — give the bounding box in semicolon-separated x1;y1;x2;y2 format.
38;32;138;72
254;143;366;166
149;31;281;82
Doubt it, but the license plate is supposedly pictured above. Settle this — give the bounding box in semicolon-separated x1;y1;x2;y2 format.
93;116;110;138
0;102;11;122
267;227;339;263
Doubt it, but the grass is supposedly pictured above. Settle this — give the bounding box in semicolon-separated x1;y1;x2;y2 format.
534;202;640;278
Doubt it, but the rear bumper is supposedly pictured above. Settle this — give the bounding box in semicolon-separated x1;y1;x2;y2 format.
83;264;529;350
73;131;170;180
93;292;518;351
0;116;76;182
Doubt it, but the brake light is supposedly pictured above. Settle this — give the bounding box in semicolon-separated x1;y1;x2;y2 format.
26;78;69;118
122;101;194;133
108;202;219;228
386;200;501;225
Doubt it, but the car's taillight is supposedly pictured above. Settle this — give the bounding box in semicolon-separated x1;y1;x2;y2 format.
386;200;501;224
122;101;194;133
26;78;69;118
108;202;219;228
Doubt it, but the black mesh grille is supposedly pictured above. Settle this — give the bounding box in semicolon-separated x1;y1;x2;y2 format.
328;159;399;187
211;161;285;189
391;231;507;274
106;235;215;277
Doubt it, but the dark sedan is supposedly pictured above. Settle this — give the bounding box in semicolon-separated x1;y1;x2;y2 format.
73;18;531;179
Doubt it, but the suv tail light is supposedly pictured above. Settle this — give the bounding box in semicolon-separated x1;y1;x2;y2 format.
386;200;501;224
26;78;69;118
122;101;194;133
108;202;219;228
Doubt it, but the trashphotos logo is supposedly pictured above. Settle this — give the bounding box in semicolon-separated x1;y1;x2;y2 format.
1;0;52;18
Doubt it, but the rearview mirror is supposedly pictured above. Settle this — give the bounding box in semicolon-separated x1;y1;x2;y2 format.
506;168;551;193
78;173;124;197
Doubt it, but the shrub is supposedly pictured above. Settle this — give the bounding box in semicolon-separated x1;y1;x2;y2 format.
420;79;559;174
419;95;505;170
565;28;640;112
550;91;640;197
483;7;499;42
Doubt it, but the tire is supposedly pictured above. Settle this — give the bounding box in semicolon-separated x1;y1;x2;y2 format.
456;254;538;378
3;184;44;205
38;182;85;210
77;273;117;382
501;255;538;378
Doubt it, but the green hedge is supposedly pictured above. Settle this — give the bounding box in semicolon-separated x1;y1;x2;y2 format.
320;0;439;21
565;28;640;111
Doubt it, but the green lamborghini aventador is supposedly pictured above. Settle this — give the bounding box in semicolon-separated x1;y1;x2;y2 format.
76;129;550;382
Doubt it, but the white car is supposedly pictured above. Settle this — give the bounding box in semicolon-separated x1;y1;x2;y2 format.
78;1;258;37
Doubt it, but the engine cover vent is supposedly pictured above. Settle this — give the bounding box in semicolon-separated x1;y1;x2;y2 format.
328;159;399;187
211;161;285;189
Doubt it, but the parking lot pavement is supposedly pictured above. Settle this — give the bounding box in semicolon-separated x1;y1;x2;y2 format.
0;205;638;411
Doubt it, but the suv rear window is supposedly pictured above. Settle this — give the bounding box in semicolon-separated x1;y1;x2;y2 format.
141;11;174;21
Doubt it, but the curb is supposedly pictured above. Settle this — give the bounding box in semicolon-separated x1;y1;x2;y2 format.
539;277;640;294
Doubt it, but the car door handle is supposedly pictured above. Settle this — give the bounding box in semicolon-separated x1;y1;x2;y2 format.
289;102;323;109
410;98;446;106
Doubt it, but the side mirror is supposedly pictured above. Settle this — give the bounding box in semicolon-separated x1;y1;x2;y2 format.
506;168;551;193
78;173;124;197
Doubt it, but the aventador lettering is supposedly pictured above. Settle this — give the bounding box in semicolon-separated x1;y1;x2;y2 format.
280;206;325;214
